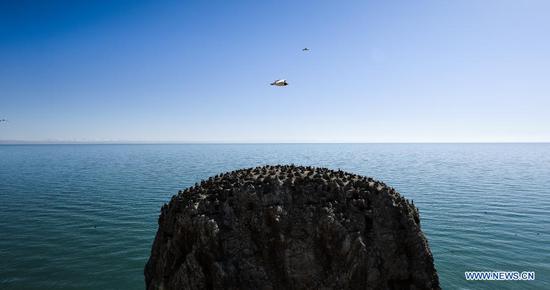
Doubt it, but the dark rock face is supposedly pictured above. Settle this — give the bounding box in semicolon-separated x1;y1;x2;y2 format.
145;165;440;290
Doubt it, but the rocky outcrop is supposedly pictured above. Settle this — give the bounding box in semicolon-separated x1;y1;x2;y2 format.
145;165;440;290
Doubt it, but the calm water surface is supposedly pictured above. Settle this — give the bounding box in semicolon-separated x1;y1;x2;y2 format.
0;144;549;289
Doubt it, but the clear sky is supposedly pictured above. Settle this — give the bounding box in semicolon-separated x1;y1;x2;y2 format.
1;0;549;143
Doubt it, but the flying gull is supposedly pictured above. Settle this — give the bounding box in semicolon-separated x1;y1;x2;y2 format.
270;79;288;86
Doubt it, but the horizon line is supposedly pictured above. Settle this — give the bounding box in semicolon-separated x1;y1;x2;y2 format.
1;140;549;145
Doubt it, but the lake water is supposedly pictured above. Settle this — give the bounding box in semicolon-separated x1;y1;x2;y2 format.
0;144;548;289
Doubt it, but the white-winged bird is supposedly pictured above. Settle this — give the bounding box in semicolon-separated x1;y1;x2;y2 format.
270;79;288;86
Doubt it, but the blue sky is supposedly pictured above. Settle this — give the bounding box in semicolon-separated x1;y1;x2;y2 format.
1;0;549;142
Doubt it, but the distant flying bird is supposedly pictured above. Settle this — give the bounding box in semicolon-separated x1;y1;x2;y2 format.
302;48;309;51
0;119;6;123
270;79;288;86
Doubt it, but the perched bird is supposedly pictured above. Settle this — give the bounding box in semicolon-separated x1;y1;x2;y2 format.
270;79;288;86
302;48;310;51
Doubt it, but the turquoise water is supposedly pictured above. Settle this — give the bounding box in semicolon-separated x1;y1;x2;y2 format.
0;144;548;289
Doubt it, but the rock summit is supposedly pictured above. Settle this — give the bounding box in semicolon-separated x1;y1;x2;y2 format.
145;165;440;289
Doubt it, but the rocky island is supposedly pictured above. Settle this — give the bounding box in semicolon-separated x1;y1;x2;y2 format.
145;165;440;289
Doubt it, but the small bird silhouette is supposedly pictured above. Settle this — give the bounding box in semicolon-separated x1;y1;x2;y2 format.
302;48;309;51
0;119;7;123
